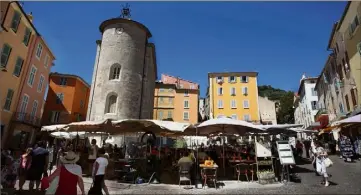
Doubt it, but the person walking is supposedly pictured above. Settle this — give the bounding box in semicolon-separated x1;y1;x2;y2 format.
88;139;98;176
18;148;32;190
28;141;49;190
304;138;311;159
48;151;85;195
91;148;110;195
315;141;330;187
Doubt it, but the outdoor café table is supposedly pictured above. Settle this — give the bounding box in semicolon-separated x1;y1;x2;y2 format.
199;164;218;188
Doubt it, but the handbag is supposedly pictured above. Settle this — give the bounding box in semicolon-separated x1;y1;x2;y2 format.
324;157;333;168
41;176;50;190
88;182;96;195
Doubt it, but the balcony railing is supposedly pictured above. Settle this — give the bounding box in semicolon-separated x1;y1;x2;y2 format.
12;112;42;127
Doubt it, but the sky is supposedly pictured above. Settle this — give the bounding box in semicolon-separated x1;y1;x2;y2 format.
23;1;347;97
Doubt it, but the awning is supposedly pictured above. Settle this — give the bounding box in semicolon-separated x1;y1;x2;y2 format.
306;122;320;130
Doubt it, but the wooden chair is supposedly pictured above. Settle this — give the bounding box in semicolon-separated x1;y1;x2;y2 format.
235;163;249;182
248;163;258;182
178;165;192;187
201;168;218;189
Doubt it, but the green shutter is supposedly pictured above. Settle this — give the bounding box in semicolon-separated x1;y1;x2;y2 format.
3;89;14;110
1;44;12;68
13;57;24;77
23;28;31;46
11;11;21;32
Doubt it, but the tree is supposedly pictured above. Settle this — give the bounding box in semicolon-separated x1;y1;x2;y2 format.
258;85;295;124
276;91;295;124
173;138;187;149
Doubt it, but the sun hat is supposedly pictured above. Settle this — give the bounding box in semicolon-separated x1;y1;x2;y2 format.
60;151;80;164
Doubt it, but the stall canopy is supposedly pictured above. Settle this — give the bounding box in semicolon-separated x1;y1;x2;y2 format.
256;124;303;130
196;117;264;136
50;131;86;139
337;114;361;125
41;124;69;132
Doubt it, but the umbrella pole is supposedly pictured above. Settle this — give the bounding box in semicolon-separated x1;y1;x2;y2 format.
223;125;225;177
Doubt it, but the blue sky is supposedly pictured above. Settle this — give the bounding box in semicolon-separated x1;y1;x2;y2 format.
23;1;346;97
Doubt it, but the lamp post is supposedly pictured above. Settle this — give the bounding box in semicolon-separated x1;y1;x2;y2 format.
0;68;8;147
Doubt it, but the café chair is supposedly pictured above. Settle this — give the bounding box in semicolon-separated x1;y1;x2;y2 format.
235;163;249;182
248;163;258;182
201;168;218;189
178;165;192;187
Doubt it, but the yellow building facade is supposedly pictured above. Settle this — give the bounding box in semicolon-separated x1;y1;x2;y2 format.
208;72;260;122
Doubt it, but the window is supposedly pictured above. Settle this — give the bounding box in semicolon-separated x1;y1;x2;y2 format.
10;11;21;32
37;75;45;92
216;76;223;82
351;89;357;108
335;42;339;54
44;54;49;68
168;97;173;105
105;94;117;113
243;114;250;121
13;57;24;77
56;93;64;104
218;87;223;95
311;101;317;110
159;88;164;92
241;76;248;83
50;111;60;123
158;111;163;119
27;66;37;86
167;111;172;119
184;90;189;97
23;28;31;46
184;100;189;108
36;44;43;59
230;87;236;95
217;100;223;108
80;100;84;108
1;43;12;68
229;76;236;83
3;89;14;111
350;15;359;35
109;64;121;80
339;103;344;113
242;87;248;95
345;95;350;111
30;100;38;120
183;111;189;120
19;95;29;120
342;58;350;73
60;77;67;86
311;88;317;96
231;114;238;120
231;100;237;109
243;100;249;109
337;65;344;80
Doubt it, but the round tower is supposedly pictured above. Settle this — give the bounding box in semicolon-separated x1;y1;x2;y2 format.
87;15;156;121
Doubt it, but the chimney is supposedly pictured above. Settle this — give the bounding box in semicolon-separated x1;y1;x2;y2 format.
27;12;33;22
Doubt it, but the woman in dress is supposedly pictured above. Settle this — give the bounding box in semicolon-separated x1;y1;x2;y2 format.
315;141;330;187
48;151;85;195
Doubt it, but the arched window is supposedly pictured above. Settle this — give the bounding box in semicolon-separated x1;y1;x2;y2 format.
105;94;117;113
109;64;121;80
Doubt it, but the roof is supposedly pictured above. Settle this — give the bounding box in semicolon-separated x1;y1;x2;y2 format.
49;72;90;88
162;74;199;85
208;72;258;77
99;18;152;38
297;77;318;95
326;22;338;50
155;81;176;88
336;2;352;31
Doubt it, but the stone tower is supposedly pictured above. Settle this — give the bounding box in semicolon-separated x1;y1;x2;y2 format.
87;14;157;121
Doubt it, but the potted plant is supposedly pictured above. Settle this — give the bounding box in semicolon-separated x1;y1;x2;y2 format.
257;170;276;184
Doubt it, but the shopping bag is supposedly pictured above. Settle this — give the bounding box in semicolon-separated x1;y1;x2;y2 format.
41;177;50;190
45;176;59;195
324;157;333;168
88;182;98;195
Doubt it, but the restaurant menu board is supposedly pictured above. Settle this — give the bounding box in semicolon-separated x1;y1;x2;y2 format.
276;141;295;165
255;141;272;157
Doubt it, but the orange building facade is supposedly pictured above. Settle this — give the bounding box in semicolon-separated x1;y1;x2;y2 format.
153;74;199;124
42;73;90;126
0;2;55;148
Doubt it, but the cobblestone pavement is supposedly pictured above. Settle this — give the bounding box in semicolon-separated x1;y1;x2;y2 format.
15;156;361;194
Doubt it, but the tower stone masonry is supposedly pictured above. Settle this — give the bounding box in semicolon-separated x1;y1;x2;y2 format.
87;17;157;122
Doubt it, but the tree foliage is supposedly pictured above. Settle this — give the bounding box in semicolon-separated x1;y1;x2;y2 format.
173;138;187;149
258;85;295;124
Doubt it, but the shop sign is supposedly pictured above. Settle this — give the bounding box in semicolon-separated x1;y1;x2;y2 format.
276;141;295;165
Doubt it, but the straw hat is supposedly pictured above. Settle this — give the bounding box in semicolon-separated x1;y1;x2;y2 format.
60;151;80;164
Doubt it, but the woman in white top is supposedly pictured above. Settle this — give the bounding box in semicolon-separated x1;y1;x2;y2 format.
314;141;330;187
88;139;98;176
91;148;109;195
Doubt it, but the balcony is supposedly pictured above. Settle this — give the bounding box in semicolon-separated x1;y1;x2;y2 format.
12;112;42;128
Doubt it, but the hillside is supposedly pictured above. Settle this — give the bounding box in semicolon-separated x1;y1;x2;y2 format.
258;85;295;124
